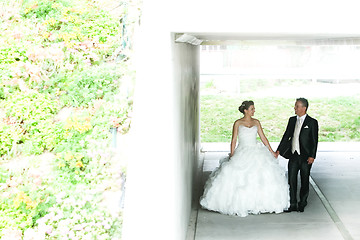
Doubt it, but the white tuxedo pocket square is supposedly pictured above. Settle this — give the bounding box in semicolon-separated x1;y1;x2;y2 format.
304;125;309;128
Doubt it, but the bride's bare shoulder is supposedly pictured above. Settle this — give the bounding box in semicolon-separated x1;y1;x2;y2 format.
233;119;243;127
252;118;261;126
252;118;260;123
234;118;244;124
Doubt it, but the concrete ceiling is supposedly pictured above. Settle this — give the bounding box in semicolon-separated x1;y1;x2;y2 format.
189;32;360;40
179;32;360;45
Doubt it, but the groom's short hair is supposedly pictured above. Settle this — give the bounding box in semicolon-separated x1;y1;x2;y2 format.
297;97;309;111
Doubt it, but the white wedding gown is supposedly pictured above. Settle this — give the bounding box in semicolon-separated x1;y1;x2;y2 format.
200;125;290;217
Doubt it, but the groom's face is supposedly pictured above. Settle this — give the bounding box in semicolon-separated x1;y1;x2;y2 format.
294;101;306;116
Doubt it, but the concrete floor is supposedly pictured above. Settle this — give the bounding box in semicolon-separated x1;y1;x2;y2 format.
193;143;360;240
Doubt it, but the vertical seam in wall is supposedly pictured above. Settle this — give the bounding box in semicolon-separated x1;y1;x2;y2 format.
186;152;205;240
310;176;353;240
187;201;200;240
193;152;205;240
192;153;204;240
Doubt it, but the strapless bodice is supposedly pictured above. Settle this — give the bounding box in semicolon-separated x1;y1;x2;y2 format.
237;125;258;147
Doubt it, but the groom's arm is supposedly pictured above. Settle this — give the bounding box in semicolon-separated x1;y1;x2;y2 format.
276;118;292;155
308;118;319;160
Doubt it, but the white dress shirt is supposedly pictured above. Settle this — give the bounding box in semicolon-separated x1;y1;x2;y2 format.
292;114;307;154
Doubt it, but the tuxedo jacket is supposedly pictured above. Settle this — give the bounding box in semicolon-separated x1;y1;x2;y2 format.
277;115;319;160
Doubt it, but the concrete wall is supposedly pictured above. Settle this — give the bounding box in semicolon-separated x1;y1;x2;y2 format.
122;9;200;240
173;38;201;240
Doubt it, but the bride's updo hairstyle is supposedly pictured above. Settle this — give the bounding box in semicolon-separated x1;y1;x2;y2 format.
238;100;254;114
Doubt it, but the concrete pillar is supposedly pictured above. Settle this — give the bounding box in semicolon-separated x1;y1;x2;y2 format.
122;4;200;240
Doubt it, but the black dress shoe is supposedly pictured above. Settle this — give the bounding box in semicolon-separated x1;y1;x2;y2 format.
297;202;307;212
298;206;305;212
284;206;298;212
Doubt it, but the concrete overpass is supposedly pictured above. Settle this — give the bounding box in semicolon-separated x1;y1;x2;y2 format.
122;1;360;239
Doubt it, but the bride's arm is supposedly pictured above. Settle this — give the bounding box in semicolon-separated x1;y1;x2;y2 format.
230;120;239;157
256;120;277;157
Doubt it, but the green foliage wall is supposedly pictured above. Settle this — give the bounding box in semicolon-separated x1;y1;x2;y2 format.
0;0;136;157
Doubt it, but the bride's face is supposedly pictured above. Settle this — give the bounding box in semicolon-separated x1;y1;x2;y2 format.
245;105;255;116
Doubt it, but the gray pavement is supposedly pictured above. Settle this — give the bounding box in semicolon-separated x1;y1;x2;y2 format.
194;143;360;240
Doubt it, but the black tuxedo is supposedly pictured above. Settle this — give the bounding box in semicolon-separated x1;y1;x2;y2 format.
277;115;318;209
277;115;318;160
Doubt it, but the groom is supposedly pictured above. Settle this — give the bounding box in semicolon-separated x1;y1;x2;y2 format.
276;98;318;212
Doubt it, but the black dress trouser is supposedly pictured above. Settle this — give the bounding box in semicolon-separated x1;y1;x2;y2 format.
288;151;313;208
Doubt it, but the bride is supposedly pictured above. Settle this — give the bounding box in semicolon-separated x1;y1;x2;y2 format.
200;100;290;217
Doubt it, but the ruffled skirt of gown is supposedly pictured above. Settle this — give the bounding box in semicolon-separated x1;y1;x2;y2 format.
200;143;290;217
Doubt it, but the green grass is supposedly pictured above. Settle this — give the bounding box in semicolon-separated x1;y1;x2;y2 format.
201;95;360;142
